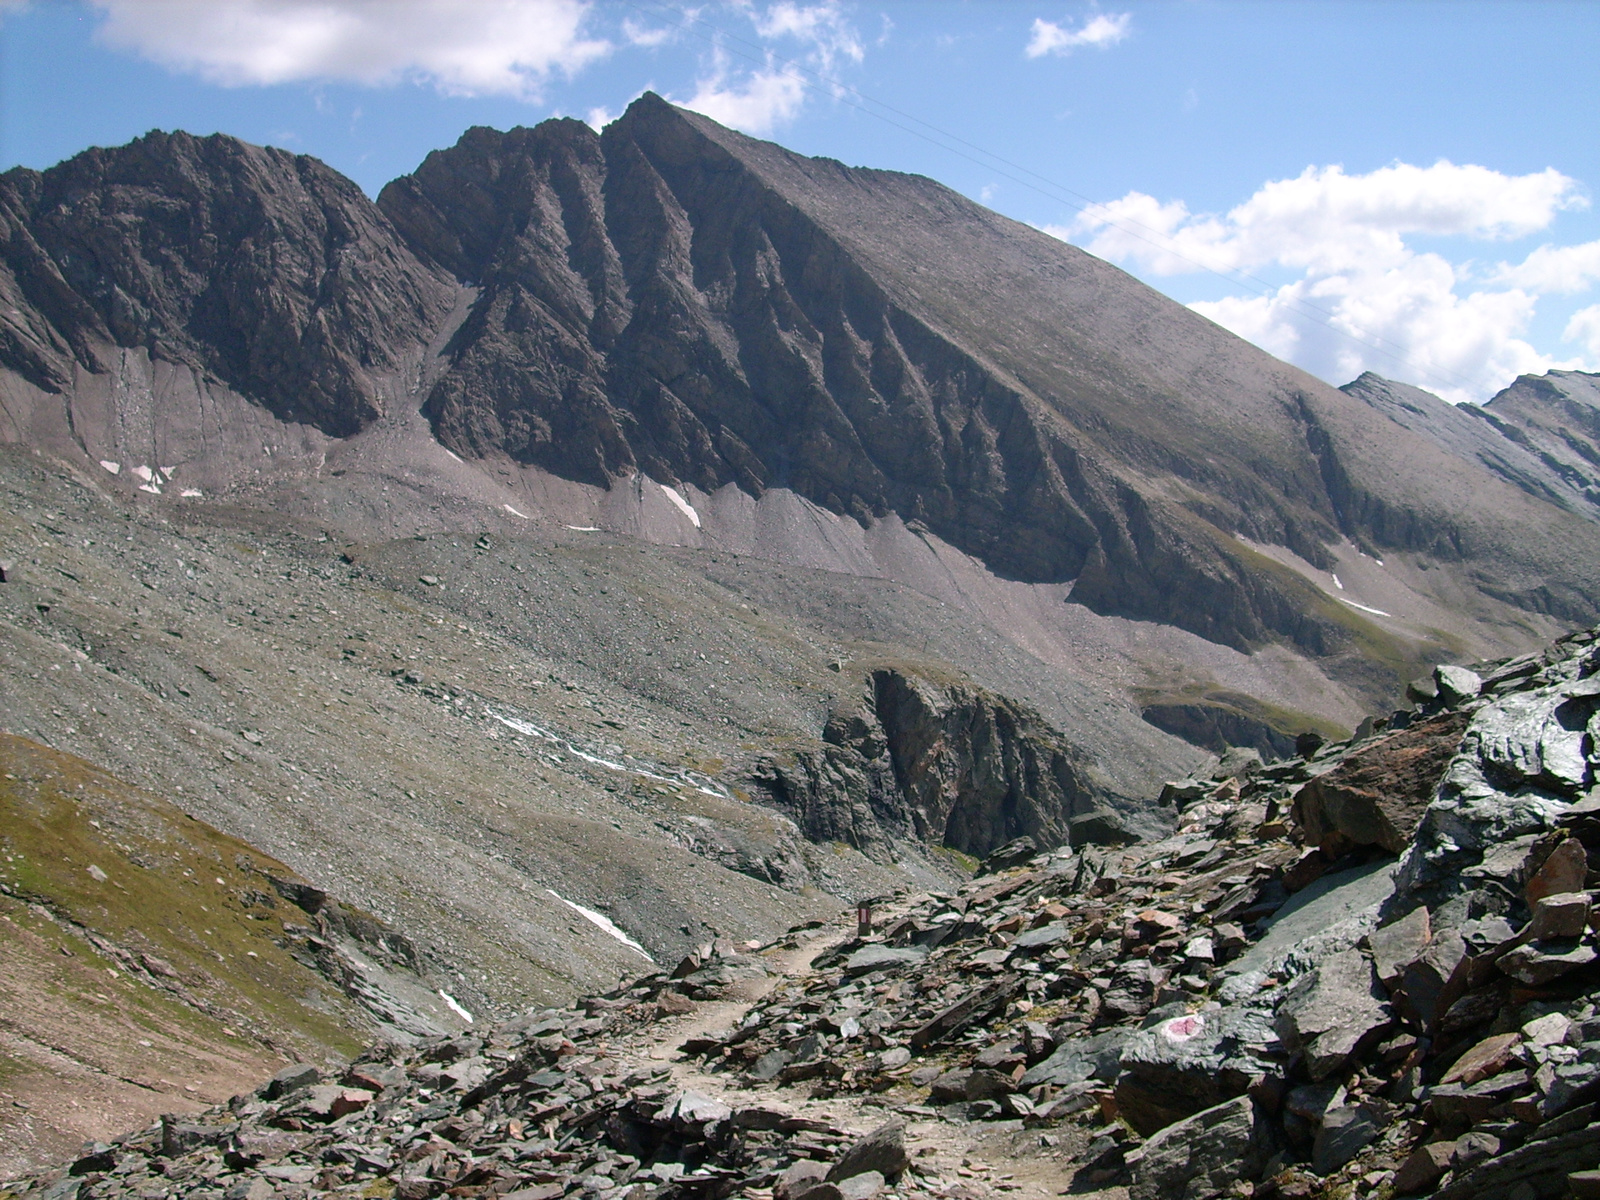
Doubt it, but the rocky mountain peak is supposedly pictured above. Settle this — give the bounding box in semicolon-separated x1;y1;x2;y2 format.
0;128;457;436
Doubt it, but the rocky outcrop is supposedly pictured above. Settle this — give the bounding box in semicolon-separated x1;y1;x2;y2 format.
747;667;1124;862
0;131;457;435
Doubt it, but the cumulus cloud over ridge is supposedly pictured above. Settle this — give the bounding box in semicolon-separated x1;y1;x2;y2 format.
1056;161;1596;403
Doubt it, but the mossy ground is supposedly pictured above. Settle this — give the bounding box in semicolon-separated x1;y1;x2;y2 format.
0;733;367;1057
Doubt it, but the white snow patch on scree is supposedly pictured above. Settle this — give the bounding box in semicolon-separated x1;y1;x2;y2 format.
438;990;474;1023
660;484;701;527
99;461;120;475
503;504;529;518
486;709;729;799
548;889;655;962
1340;598;1391;617
1331;573;1344;590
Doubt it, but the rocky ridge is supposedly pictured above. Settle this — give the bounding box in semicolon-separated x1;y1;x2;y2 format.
10;623;1600;1200
1341;371;1600;524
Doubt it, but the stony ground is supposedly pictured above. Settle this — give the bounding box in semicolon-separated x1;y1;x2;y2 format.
12;625;1596;1200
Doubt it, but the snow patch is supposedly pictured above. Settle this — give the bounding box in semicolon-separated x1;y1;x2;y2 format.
660;484;701;528
547;889;655;962
444;449;463;463
438;989;475;1023
1331;573;1344;590
99;461;120;475
1340;598;1391;617
138;483;162;495
565;525;600;532
131;465;154;483
503;504;529;518
486;708;728;799
180;488;203;498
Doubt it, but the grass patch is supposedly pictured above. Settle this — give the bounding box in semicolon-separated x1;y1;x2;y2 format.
931;845;980;875
0;734;367;1061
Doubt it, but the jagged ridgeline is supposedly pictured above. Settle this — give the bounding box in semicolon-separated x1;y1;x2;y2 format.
4;94;1599;666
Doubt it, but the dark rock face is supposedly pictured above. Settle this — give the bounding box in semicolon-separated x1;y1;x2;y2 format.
747;667;1117;861
376;95;1600;651
1139;702;1300;759
0;131;456;435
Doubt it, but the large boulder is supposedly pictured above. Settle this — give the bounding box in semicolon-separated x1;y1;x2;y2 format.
1114;1006;1280;1135
1292;711;1469;854
1127;1095;1271;1200
1274;949;1393;1081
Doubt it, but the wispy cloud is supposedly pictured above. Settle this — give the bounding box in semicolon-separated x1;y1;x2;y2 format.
1026;12;1131;58
1051;161;1594;402
676;1;865;135
89;0;609;100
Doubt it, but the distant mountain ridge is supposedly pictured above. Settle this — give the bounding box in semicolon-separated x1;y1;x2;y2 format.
1341;369;1600;522
5;94;1599;669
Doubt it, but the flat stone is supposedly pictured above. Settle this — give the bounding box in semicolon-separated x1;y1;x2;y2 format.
1522;1012;1574;1050
843;944;928;976
669;1090;733;1126
1369;906;1432;989
1399;927;1470;1034
835;1172;884;1200
1499;940;1598;986
1010;922;1072;950
1312;1103;1389;1176
1127;1095;1266;1200
1436;665;1483;705
1527;840;1589;907
1528;892;1591;940
1019;1029;1127;1089
827;1120;908;1183
776;1161;831;1200
1393;1141;1454;1194
1441;1033;1522;1086
1275;949;1392;1081
1224;858;1398;983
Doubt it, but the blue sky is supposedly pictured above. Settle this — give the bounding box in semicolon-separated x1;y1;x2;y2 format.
3;0;1597;403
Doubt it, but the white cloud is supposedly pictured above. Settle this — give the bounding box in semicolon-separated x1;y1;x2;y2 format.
90;0;609;99
1026;13;1131;58
621;16;674;48
1053;160;1595;402
681;55;807;135
676;2;863;135
753;1;864;71
1494;240;1600;294
1567;304;1600;358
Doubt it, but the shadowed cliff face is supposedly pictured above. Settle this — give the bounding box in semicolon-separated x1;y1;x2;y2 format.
376;96;1600;652
0;131;457;435
749;668;1119;862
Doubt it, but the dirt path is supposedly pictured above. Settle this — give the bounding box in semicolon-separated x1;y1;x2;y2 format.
605;910;1125;1200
